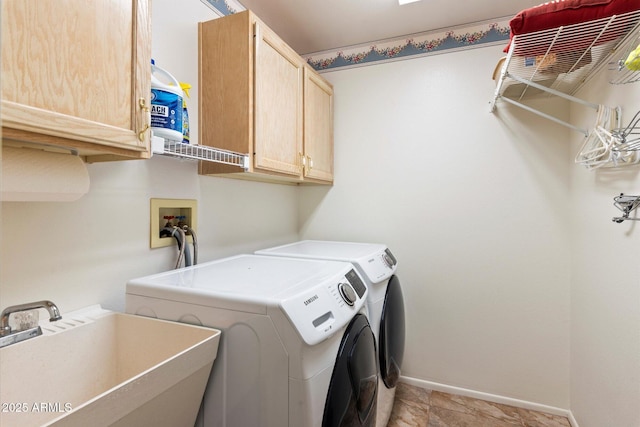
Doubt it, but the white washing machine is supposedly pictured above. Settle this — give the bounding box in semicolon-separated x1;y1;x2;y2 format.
125;254;378;427
256;241;405;427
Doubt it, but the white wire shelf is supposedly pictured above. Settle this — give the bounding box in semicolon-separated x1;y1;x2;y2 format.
151;136;249;170
491;10;640;135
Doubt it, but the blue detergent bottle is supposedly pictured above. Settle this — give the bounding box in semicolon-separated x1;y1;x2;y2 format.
150;60;183;142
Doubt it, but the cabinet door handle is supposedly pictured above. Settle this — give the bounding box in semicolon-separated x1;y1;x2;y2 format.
138;124;150;141
306;155;313;172
138;98;150;141
139;98;150;112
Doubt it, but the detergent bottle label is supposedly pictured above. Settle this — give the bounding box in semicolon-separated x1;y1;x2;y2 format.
150;89;182;133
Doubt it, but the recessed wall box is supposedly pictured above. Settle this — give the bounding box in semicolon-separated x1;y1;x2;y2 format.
150;198;198;248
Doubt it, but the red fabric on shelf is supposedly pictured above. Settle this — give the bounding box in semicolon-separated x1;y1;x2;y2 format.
510;0;613;35
504;0;640;54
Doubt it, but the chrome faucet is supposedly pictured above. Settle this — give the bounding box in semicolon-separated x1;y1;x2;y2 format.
0;300;62;336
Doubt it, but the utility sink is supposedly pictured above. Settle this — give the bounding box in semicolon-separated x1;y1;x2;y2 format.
0;305;220;427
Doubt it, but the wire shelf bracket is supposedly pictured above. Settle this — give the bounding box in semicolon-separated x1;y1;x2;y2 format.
612;193;640;223
608;26;640;85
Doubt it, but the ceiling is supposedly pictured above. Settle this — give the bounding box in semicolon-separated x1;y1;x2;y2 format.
237;0;543;55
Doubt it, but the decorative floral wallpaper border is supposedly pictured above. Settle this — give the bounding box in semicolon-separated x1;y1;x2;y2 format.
201;0;511;73
305;21;511;72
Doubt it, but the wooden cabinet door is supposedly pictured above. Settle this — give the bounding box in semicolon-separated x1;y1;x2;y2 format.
303;67;334;182
1;0;151;160
253;21;303;177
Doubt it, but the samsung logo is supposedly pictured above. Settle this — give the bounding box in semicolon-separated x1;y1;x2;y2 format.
304;295;319;306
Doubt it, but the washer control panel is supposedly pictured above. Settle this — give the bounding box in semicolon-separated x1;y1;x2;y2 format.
280;266;369;346
345;268;367;297
338;282;357;306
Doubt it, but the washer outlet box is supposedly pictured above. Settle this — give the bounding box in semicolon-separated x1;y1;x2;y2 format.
150;198;198;248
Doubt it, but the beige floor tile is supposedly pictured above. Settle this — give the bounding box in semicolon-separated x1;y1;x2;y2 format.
430;391;522;424
386;384;572;427
517;408;571;427
395;382;431;410
428;405;522;427
388;399;429;427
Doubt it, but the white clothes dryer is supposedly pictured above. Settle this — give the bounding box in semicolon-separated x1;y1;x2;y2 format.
125;254;378;427
256;241;405;427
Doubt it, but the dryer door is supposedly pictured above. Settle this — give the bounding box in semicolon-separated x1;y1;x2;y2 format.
322;314;378;427
379;275;405;388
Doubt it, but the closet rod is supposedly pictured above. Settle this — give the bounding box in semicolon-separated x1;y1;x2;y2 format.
506;73;601;110
496;93;590;136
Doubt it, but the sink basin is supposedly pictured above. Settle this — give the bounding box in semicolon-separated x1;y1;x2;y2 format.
0;305;220;427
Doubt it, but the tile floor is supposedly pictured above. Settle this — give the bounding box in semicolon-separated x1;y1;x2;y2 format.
388;383;571;427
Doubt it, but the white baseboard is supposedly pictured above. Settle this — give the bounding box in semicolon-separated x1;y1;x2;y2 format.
399;376;579;427
567;411;579;427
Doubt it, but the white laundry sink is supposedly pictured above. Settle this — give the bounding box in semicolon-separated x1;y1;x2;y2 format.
0;305;220;427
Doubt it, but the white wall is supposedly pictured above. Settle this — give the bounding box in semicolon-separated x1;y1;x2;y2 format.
569;72;640;427
299;46;572;408
0;0;299;313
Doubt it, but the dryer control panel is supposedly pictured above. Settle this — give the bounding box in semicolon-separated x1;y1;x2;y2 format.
357;247;398;283
280;267;368;346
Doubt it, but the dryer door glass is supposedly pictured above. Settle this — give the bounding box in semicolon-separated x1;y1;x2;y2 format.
379;274;405;388
322;314;378;427
348;322;378;421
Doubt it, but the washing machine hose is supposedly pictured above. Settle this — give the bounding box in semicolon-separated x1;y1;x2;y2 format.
160;226;192;269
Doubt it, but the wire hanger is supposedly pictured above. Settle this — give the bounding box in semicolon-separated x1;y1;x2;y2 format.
575;105;629;169
576;106;640;169
611;110;640;152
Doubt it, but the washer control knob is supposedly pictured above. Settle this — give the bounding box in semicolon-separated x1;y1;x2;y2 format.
382;253;394;268
338;282;357;306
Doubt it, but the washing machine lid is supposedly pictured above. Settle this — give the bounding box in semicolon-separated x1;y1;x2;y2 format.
256;240;397;284
126;254;368;345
